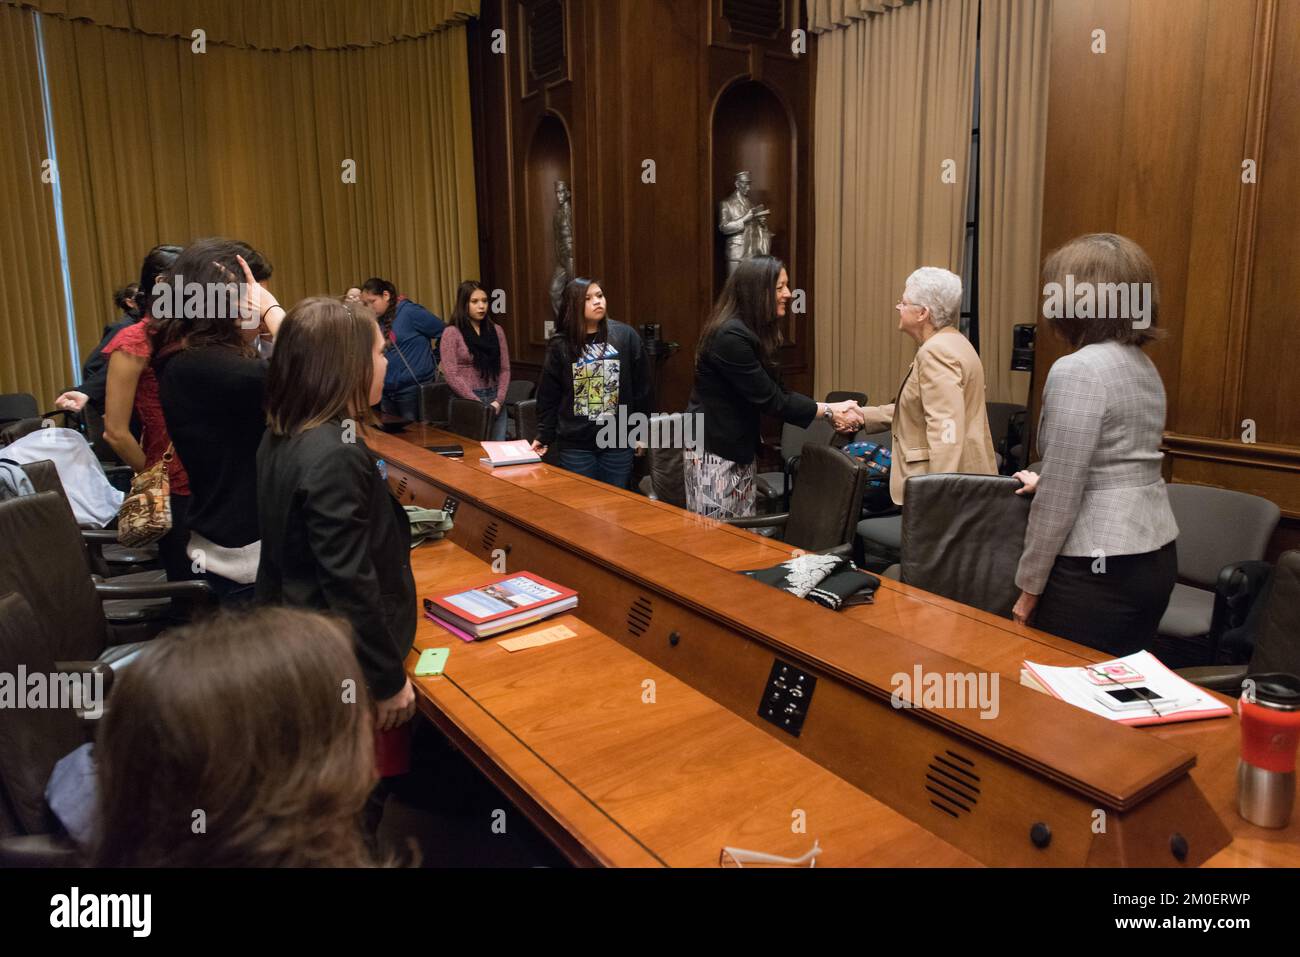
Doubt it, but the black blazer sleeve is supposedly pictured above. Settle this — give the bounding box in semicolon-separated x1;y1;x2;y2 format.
301;445;407;700
711;327;818;427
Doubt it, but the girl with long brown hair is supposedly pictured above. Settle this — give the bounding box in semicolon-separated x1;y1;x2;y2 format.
255;297;417;738
94;608;376;866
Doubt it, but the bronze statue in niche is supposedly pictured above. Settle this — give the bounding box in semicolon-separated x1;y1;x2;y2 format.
549;180;575;317
718;170;772;275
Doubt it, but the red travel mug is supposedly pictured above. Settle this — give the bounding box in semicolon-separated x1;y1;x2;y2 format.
1238;673;1300;828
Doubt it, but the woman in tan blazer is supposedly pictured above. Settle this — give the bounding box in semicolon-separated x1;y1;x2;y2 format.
853;267;998;504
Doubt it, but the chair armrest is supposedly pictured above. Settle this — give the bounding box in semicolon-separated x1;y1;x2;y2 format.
727;512;789;530
1209;560;1273;663
1177;665;1249;694
0;833;82;868
81;528;119;543
53;659;115;696
95;579;214;602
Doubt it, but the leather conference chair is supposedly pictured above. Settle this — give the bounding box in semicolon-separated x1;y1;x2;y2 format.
825;390;868;405
1179;550;1300;694
515;399;539;445
0;492;212;668
756;418;837;511
0;393;40;432
417;380;453;426
0;591;91;867
1155;483;1280;666
447;397;493;440
854;427;900;571
986;402;1028;475
504;380;537;439
898;473;1032;619
639;413;687;508
18;458;177;638
728;443;866;554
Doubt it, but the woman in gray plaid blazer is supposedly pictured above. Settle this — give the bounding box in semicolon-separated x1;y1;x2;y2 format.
1010;234;1178;655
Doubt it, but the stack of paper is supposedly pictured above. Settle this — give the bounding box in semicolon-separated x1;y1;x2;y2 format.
479;440;542;467
1021;651;1232;726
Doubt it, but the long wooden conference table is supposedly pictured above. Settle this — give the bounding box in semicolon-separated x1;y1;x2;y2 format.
370;424;1300;868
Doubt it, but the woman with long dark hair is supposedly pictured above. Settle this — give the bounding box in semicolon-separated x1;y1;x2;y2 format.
153;238;283;603
686;255;858;519
533;277;650;489
68;245;196;579
439;280;511;440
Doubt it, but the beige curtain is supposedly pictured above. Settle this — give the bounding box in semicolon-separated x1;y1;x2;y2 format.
812;0;977;402
12;3;479;397
0;4;72;407
810;0;912;33
978;0;1051;404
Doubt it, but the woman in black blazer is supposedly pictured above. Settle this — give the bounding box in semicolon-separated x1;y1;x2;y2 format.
686;255;859;518
255;297;416;734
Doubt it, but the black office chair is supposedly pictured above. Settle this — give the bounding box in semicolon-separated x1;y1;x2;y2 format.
1155;483;1280;667
898;473;1031;618
1179;550;1300;694
825;390;868;405
417;381;453;426
986;402;1028;475
447;397;493;440
639;413;688;508
504;381;537;438
0;393;39;428
18;458;164;595
756;419;837;511
514;399;539;444
728;444;866;554
0;492;212;665
0;591;89;867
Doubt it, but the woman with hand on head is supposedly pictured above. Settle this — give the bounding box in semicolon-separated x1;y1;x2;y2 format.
439;280;512;441
153;239;283;604
685;255;859;519
533;278;651;489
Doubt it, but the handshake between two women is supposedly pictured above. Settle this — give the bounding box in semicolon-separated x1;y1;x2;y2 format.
825;399;866;434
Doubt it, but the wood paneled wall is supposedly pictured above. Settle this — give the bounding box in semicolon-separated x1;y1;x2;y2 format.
1034;0;1300;540
468;0;816;412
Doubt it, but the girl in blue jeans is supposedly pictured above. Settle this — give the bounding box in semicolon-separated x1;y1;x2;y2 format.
533;278;651;489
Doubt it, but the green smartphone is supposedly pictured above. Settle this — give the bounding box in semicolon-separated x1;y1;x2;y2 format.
414;647;450;677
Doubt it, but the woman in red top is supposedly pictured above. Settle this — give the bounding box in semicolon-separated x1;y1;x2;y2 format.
100;245;194;580
438;280;511;440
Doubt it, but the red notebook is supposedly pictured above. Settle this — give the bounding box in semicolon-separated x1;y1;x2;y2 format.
424;572;578;638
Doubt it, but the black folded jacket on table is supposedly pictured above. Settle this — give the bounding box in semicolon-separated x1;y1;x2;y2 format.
740;554;880;611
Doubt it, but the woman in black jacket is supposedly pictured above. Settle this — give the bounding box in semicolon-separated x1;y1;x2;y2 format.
686;255;859;518
255;297;416;734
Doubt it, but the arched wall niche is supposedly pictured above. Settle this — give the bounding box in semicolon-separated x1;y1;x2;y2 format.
710;79;796;298
524;112;573;328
